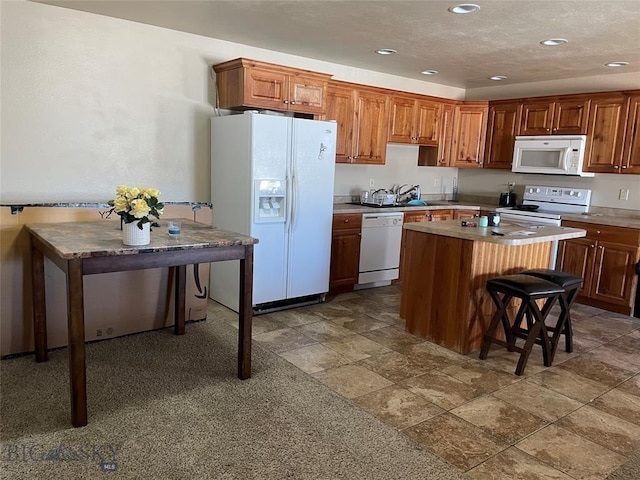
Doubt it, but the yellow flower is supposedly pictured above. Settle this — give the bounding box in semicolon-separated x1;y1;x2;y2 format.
130;198;150;219
116;185;129;196
144;188;160;198
126;187;141;199
113;196;129;212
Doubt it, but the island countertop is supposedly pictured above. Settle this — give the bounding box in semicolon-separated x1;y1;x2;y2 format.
404;219;586;245
25;219;258;259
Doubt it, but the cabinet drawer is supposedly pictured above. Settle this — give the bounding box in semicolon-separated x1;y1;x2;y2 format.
562;220;640;246
333;213;363;231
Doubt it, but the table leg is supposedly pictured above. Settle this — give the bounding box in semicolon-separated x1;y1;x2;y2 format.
31;242;48;362
67;258;87;427
238;245;253;380
174;265;186;335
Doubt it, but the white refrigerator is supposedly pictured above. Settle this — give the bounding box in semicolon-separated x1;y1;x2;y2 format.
210;112;337;312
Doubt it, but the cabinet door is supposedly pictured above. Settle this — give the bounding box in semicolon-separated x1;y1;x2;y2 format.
414;99;441;145
591;242;639;307
388;96;415;143
288;75;326;114
553;98;590;134
484;102;521;169
353;90;389;164
556;238;595;297
453;209;478;220
450;104;488;168
325;84;355;164
329;230;362;289
584;95;627;173
403;210;429;223
428;210;453;221
622;94;640;174
437;103;455;166
520;101;554;135
244;68;288;110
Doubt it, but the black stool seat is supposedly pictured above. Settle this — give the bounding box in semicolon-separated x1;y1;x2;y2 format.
521;269;583;288
480;274;565;376
522;268;583;359
487;274;565;297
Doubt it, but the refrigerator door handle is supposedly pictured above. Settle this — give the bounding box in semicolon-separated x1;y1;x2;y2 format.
291;173;297;227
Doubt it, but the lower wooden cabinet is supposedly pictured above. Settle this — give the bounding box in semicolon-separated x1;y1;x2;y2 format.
557;221;640;315
427;209;454;221
453;209;479;220
329;213;362;292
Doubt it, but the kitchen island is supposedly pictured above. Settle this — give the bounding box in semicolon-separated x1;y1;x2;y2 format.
400;220;586;354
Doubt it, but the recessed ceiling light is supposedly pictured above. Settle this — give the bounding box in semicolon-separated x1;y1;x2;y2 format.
448;4;481;14
375;48;397;55
420;70;439;75
605;61;629;67
540;38;568;46
489;75;507;81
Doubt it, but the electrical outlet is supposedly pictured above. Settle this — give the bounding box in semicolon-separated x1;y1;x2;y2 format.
369;178;375;188
619;189;629;201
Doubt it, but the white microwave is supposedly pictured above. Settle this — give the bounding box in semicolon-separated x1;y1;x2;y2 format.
512;135;593;177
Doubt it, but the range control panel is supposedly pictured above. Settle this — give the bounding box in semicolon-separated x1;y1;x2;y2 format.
522;185;592;206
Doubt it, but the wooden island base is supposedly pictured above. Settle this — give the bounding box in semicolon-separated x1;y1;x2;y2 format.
400;229;552;354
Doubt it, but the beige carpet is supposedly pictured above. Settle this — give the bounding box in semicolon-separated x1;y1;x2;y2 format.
1;317;469;479
606;451;640;480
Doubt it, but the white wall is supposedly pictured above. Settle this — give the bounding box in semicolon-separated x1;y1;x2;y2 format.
1;0;638;212
0;0;463;204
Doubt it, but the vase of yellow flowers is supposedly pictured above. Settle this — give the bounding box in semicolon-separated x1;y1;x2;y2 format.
108;185;164;246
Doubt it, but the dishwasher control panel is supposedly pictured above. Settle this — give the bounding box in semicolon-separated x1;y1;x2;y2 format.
361;212;404;227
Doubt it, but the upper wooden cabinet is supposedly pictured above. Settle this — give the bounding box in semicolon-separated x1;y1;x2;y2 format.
213;58;331;115
325;81;389;164
583;93;628;174
449;102;489;168
520;97;590;135
484;100;522;170
388;95;442;145
622;94;640;174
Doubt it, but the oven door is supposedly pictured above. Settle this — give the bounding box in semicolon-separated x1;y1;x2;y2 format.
499;212;561;268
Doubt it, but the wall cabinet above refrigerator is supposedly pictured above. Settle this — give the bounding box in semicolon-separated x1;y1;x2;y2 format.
213;58;332;115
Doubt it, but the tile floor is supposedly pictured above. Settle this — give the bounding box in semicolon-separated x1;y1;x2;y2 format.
210;285;640;480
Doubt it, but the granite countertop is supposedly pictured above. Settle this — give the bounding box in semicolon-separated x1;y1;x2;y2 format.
561;213;640;229
25;218;257;259
403;219;586;246
333;202;484;214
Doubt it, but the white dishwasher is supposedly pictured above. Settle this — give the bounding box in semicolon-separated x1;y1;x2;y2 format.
357;212;404;287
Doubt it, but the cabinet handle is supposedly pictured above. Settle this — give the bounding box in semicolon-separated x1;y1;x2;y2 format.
622;165;628;169
290;101;296;105
614;165;619;169
596;230;601;234
545;128;550;132
344;219;349;223
590;244;595;248
283;100;289;104
552;128;557;132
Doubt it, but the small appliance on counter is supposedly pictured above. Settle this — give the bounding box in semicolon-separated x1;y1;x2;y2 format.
499;183;517;207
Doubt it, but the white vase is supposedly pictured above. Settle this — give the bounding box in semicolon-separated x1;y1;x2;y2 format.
122;221;150;246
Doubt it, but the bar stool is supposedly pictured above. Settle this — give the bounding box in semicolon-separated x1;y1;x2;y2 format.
479;274;564;376
521;269;583;361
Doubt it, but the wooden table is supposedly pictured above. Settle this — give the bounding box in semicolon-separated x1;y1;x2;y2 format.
25;219;257;427
400;220;586;354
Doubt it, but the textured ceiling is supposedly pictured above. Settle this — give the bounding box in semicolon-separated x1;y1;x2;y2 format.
35;0;640;88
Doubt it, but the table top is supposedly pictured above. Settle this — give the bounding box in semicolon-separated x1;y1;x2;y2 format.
403;219;586;245
25;219;258;259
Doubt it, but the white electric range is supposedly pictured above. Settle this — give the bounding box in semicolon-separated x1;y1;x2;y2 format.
496;185;592;227
496;185;592;267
